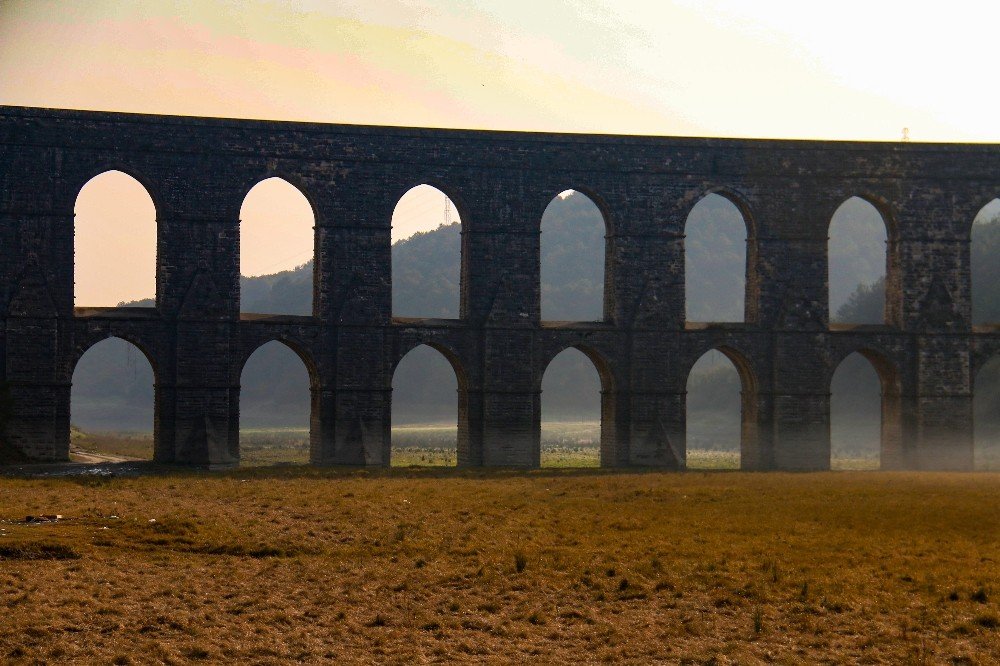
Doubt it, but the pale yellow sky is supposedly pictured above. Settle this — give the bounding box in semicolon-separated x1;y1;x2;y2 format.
3;0;998;305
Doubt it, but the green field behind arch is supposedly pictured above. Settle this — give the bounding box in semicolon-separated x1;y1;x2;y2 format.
71;424;1000;470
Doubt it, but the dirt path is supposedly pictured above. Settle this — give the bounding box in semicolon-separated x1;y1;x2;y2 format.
68;448;136;464
1;449;160;478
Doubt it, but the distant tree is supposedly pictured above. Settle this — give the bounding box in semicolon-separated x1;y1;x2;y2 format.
834;276;885;324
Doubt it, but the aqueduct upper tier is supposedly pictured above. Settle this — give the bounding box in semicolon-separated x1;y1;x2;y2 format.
2;105;998;469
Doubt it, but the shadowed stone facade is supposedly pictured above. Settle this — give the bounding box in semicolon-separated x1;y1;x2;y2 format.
1;106;996;470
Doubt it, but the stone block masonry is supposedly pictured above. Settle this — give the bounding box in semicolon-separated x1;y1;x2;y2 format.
1;105;996;470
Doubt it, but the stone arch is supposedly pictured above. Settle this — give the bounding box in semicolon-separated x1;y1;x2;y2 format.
390;339;468;391
238;177;316;315
828;347;904;469
390;341;469;466
824;191;898;237
391;183;466;319
537;341;617;396
388;180;471;235
827;194;897;326
689;186;757;238
538;342;617;467
70;335;158;459
536;185;615;236
684;343;760;469
683;343;758;396
972;349;1000;468
67;164;164;215
237;335;319;389
970;197;1000;325
972;339;1000;382
73;331;159;378
683;188;754;323
234;172;321;224
73;169;159;307
237;337;319;465
540;188;611;322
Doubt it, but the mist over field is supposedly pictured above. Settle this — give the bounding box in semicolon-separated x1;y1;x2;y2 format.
69;192;1000;463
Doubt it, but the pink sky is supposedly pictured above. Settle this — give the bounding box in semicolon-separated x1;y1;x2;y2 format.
2;1;997;305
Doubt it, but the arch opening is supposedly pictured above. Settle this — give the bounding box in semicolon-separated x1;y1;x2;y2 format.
828;197;890;324
239;340;315;466
391;344;464;467
830;350;902;469
239;178;315;316
74;170;157;308
391;185;463;318
685;193;749;323
540;190;607;322
685;348;756;469
540;346;613;467
971;198;1000;325
71;337;155;460
973;354;1000;470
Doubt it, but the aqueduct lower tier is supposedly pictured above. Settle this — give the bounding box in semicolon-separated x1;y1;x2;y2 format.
2;106;999;469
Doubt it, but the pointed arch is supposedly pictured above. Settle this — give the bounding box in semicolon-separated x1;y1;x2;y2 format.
829;348;903;469
239;177;315;316
828;196;893;325
684;192;751;323
74;170;157;308
540;189;609;322
390;342;467;467
685;345;759;469
70;336;156;460
971;198;1000;325
238;338;318;465
391;184;464;319
539;344;616;467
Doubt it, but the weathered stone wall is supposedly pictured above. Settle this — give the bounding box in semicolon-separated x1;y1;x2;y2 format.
2;105;997;470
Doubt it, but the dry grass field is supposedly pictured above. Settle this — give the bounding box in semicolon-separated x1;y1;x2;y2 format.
0;466;998;664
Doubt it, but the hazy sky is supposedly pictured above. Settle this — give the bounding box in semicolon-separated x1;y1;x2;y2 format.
2;1;998;305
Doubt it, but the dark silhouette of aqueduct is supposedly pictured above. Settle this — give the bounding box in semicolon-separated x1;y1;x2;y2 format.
1;106;998;470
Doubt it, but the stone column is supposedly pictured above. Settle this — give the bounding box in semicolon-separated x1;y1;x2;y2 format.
456;384;483;467
754;188;833;470
611;185;686;469
323;169;394;465
308;386;337;464
897;189;974;470
462;179;543;467
2;205;74;462
159;209;241;467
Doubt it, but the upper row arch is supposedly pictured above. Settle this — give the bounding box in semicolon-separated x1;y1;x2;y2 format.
69;166;164;215
69;167;325;223
822;192;897;237
235;173;319;222
683;186;757;238
65;169;927;239
537;186;615;236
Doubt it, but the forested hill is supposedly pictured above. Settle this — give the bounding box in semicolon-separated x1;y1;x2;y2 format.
73;192;890;429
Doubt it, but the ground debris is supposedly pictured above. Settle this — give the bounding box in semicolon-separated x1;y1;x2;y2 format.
24;514;64;524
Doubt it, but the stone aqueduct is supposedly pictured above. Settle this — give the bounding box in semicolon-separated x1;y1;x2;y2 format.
1;106;998;470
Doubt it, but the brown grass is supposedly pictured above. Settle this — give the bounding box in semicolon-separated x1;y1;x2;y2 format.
0;469;997;663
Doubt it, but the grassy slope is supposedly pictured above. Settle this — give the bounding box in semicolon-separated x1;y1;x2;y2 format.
0;472;997;663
